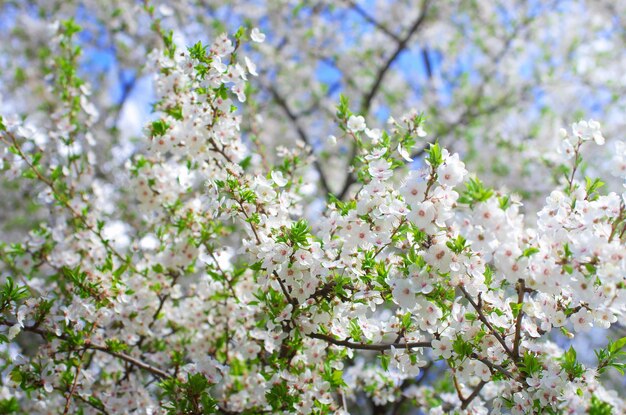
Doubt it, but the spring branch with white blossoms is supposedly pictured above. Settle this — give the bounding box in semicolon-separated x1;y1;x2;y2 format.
0;20;626;415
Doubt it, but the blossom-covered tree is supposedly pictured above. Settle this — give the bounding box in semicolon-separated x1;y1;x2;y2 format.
0;1;625;414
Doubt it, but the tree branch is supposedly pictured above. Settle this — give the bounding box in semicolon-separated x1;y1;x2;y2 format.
461;380;487;409
267;85;332;197
360;0;430;114
335;0;430;201
309;332;431;351
512;278;525;360
3;320;171;380
422;48;433;78
459;286;514;359
471;354;516;380
347;1;401;43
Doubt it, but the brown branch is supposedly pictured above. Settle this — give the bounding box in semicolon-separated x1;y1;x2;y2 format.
347;1;401;43
111;74;137;129
471;354;516;380
273;270;297;306
360;0;430;114
453;373;465;403
337;174;357;201
337;0;430;201
607;204;624;243
308;280;354;303
53;386;111;415
63;325;97;414
422;48;433;78
459;286;514;359
81;343;171;379
233;197;261;244
267;85;332;197
2;319;171;380
461;380;487;409
0;131;134;273
409;14;539;160
512;279;525;360
309;332;431;351
147;271;181;330
374;218;406;257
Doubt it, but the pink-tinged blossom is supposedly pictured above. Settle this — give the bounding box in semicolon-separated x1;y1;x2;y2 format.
572;119;605;145
368;158;393;181
431;337;453;359
391;278;416;309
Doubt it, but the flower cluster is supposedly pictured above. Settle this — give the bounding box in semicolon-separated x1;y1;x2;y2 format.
0;9;625;415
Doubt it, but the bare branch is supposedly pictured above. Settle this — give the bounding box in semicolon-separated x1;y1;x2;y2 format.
360;0;430;114
422;48;433;78
337;0;430;200
461;380;487;409
512;278;526;360
459;286;514;359
267;85;333;197
347;1;402;43
3;320;171;380
309;332;431;351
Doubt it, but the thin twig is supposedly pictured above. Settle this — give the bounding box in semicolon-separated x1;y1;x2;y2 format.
360;0;430;114
512;279;525;360
459;286;514;359
347;1;401;42
268;85;332;197
2;319;171;380
337;0;430;201
461;380;487;409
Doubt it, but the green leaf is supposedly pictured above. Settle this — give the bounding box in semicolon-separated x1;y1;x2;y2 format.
498;195;511;210
426;142;443;168
336;94;350;120
458;177;494;206
188;41;208;61
522;247;540;257
452;336;473;358
266;381;297;411
445;235;467;254
288;220;310;248
348;319;363;342
589;395;613;415
510;302;523;318
520;351;542;376
105;338;128;353
162;30;176;58
560;346;584;379
61;18;82;36
0;397;19;413
608;337;626;354
585;177;604;200
164;105;183;121
239;155;252;170
379;353;390;371
151;119;169;136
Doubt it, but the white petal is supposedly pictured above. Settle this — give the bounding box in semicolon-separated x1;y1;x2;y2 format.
8;325;21;340
244;56;258;76
398;144;413;162
251;28;265;43
158;5;174;16
271;171;288;187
